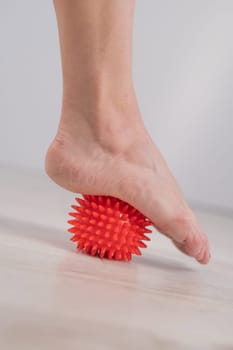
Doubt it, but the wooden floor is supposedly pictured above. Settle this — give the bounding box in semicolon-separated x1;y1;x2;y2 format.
0;165;233;350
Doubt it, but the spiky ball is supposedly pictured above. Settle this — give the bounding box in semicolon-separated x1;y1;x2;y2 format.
68;194;153;261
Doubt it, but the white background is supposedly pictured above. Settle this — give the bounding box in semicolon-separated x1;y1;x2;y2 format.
0;0;232;210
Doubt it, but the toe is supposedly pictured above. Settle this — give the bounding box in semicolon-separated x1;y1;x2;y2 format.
196;236;211;264
155;212;211;264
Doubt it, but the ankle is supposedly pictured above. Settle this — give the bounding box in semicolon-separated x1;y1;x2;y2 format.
62;71;136;116
59;83;143;152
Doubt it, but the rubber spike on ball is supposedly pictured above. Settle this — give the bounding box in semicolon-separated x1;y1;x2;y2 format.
68;194;153;261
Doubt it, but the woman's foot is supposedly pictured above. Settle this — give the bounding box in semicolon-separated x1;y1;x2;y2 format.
45;97;210;264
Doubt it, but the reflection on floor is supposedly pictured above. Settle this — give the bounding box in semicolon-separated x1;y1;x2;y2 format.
0;165;233;350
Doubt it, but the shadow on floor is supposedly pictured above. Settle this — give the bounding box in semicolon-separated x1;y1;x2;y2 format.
138;255;193;272
0;215;71;251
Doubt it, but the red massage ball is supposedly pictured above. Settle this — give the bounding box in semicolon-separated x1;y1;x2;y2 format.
68;194;153;261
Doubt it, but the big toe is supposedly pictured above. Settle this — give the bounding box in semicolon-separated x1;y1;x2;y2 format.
157;214;211;264
172;233;210;264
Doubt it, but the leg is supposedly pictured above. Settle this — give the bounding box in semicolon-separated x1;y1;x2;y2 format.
46;0;210;264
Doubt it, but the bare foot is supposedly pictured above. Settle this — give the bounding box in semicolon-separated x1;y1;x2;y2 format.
45;103;210;264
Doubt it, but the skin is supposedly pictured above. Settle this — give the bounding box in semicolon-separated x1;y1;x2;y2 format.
46;0;211;264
